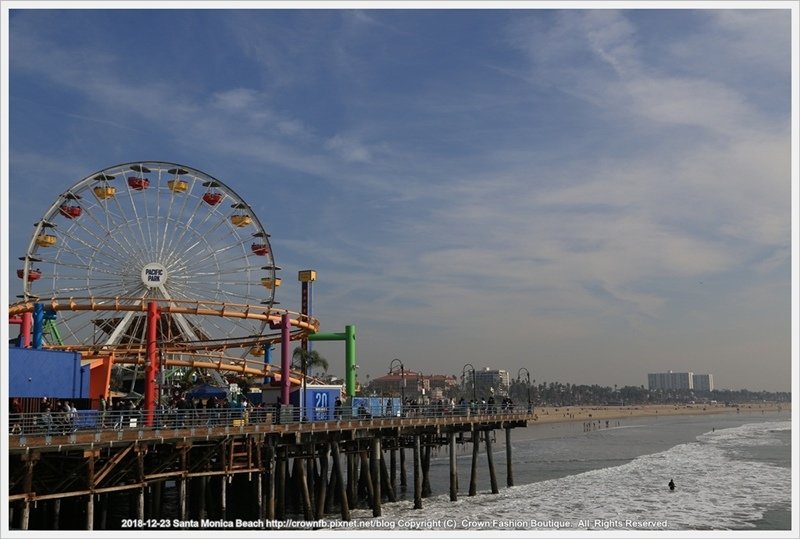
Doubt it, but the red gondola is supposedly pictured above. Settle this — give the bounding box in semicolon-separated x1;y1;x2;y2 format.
203;192;223;205
127;177;150;190
59;204;82;219
17;268;42;281
251;243;269;256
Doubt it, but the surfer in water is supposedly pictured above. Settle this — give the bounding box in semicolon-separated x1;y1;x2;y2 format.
668;479;675;491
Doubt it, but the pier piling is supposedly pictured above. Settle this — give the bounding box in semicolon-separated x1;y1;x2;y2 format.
485;430;499;494
8;408;529;530
506;426;514;487
331;441;350;521
371;438;382;517
399;446;407;489
413;435;422;509
469;430;479;496
449;432;458;501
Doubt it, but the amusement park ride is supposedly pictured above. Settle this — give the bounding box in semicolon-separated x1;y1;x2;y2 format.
8;162;355;424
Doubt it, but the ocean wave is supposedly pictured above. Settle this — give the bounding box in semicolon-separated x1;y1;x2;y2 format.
351;421;791;530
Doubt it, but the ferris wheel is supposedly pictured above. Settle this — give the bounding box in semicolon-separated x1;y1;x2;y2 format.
16;161;281;356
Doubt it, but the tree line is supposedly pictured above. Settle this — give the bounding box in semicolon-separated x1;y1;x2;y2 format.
504;380;790;406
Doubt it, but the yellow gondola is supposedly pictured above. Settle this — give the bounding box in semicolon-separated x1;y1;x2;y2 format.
35;234;57;247
261;277;282;289
168;179;189;193
231;214;252;227
93;186;116;200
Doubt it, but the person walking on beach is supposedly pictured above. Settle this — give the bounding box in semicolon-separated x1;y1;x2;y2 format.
668;479;675;491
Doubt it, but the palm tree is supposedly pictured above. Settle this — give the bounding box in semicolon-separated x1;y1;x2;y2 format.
292;347;329;375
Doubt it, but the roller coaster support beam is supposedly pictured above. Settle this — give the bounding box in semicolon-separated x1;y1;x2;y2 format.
32;304;56;349
9;312;32;348
145;301;160;427
32;304;45;349
281;313;292;407
308;325;356;397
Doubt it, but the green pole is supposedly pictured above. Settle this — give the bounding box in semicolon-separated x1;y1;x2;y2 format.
308;325;357;397
345;325;356;397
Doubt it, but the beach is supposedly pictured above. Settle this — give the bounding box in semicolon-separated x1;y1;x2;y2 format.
527;401;789;426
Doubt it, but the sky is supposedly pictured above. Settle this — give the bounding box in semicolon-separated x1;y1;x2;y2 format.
2;2;796;392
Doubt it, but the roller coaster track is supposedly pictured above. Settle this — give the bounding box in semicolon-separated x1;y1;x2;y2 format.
7;296;319;356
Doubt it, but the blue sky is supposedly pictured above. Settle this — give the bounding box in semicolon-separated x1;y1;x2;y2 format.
3;4;795;391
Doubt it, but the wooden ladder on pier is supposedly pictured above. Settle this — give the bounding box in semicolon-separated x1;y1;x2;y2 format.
228;437;254;470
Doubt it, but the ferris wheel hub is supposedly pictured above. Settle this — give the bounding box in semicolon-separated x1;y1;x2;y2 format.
141;262;168;288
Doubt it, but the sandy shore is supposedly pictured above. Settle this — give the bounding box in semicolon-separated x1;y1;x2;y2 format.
528;402;790;426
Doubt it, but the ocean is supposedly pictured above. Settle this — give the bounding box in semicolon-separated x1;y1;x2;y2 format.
338;410;793;532
99;409;791;534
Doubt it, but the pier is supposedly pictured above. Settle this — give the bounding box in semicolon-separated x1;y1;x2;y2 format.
8;406;530;530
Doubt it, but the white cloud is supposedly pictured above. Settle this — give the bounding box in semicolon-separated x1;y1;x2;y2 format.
581;10;640;76
211;88;263;110
673;10;791;76
324;134;372;163
7;9;791;391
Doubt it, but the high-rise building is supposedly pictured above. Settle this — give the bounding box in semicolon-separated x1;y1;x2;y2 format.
692;373;714;392
647;371;694;390
473;368;510;397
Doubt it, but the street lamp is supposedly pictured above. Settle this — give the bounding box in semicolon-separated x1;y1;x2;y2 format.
462;363;476;403
517;367;532;413
389;358;406;413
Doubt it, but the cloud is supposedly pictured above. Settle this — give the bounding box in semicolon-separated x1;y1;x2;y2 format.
7;9;791;390
324;134;372;163
211;88;264;111
671;10;791;76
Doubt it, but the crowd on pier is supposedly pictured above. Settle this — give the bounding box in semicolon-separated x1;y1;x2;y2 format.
9;391;531;437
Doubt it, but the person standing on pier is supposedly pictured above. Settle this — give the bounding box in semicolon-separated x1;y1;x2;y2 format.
40;405;53;435
99;394;108;428
334;397;343;419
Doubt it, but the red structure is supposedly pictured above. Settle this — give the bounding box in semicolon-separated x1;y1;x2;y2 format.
9;312;32;347
145;301;159;427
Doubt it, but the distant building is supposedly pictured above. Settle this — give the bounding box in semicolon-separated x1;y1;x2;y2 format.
427;374;458;392
648;371;694;391
473;368;511;397
368;370;432;400
692;373;714;392
369;370;416;398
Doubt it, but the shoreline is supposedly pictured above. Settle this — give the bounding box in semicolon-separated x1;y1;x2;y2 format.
526;401;791;426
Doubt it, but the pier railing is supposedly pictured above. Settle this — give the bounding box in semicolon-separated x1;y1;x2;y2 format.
8;403;532;442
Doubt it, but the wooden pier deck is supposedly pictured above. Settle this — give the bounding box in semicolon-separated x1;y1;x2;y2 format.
8;410;531;530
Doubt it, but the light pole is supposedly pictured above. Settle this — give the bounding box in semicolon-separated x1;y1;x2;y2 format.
517;367;532;413
462;363;476;403
389;358;405;414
